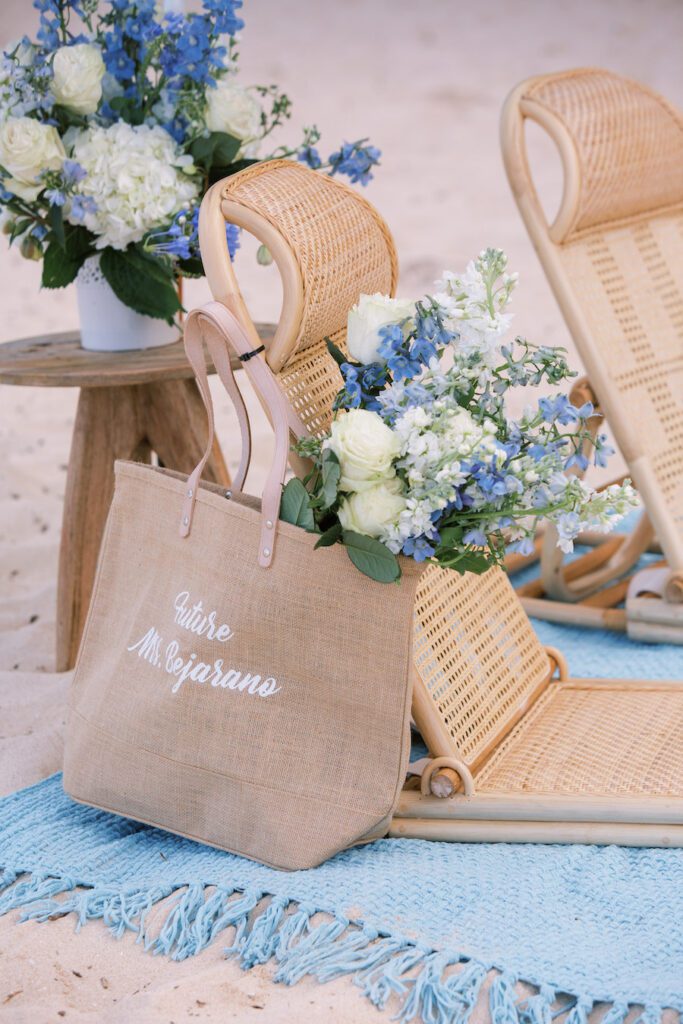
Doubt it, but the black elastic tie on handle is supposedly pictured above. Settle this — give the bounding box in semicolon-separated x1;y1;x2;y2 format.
239;344;266;363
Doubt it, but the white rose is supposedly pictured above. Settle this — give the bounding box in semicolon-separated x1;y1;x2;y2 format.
51;44;105;116
325;409;400;492
204;80;262;151
0;116;65;200
346;293;416;364
338;478;407;539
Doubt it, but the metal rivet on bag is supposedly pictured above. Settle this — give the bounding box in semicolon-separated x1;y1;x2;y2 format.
266;520;274;529
187;488;193;497
183;516;189;526
263;548;271;557
225;489;232;499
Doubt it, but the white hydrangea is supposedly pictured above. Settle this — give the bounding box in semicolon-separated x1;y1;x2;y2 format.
67;122;199;250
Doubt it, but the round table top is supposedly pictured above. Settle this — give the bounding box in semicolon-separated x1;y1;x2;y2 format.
0;323;276;388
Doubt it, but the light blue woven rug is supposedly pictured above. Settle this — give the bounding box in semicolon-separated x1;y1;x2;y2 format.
2;579;683;1022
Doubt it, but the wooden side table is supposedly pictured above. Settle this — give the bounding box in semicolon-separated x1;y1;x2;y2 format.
0;326;274;671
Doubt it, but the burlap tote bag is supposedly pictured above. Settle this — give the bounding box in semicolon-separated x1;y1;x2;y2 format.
63;303;421;870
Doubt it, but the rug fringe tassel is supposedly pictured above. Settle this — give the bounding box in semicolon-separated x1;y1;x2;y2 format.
0;869;669;1024
600;1004;630;1024
517;983;558;1024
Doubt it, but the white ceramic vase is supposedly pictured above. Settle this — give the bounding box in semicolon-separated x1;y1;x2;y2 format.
75;255;179;352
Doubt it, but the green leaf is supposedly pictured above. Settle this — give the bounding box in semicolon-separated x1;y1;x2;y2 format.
342;531;401;583
435;525;465;548
314;522;342;549
326;338;350;367
207;158;260;186
435;549;491;575
108;95;145;126
176;256;205;278
319;449;341;509
9;217;33;243
100;248;181;322
64;225;93;262
41;241;84;289
48;203;65;250
190;131;241;171
279;478;315;531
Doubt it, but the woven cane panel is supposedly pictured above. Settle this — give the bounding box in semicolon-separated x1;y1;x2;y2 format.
476;684;683;796
525;69;683;237
222;161;397;365
277;335;345;438
413;566;550;765
559;211;683;544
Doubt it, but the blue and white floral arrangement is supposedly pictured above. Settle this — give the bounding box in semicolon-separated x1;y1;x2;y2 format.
284;249;637;581
0;0;380;336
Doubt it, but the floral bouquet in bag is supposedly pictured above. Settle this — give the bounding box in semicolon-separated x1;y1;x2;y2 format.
283;249;637;582
0;0;381;323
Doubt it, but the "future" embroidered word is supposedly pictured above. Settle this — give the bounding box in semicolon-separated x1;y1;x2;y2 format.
173;590;234;642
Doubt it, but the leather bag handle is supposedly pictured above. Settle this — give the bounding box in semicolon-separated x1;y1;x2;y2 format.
180;301;310;568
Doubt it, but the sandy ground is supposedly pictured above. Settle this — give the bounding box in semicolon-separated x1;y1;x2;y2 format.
2;0;683;1020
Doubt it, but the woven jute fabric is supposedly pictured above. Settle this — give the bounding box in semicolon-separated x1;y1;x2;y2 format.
63;463;421;870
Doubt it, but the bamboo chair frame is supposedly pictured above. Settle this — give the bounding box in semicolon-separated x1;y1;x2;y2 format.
198;160;683;847
500;68;683;641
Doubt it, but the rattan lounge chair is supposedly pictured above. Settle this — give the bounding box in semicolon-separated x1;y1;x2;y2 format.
198;160;683;846
501;68;683;642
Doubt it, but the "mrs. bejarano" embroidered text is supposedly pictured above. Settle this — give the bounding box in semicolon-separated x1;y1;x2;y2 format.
126;590;281;698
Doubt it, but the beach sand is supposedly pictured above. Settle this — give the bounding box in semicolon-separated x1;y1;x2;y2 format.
2;0;682;1019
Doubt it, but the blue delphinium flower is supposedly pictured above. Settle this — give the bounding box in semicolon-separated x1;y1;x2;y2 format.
328;140;381;186
297;146;322;170
402;535;437;561
463;529;487;547
509;536;536;557
202;0;244;36
360;363;387;390
539;394;593;425
564;450;590;472
594;432;615;468
62;160;87;184
410;336;438;365
334;361;388;411
34;0;61;48
69;194;98;223
160;14;216;84
145;207;241;264
102;26;136;82
225;222;240;261
44;187;66;206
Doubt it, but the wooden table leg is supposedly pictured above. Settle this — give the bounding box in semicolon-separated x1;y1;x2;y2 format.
57;385;141;671
140;377;230;484
56;378;230;672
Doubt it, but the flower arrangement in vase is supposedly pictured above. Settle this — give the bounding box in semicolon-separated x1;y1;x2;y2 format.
283;249;638;582
0;0;381;350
